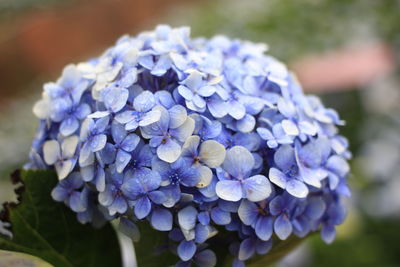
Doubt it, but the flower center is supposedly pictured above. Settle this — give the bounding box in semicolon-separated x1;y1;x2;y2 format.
169;173;181;185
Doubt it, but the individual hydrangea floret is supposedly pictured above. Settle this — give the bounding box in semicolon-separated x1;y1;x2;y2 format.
27;25;351;267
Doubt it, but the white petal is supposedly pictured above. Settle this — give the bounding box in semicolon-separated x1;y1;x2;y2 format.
43;140;61;165
199;140;226;168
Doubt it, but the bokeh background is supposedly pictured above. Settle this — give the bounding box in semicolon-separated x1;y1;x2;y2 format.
0;0;399;266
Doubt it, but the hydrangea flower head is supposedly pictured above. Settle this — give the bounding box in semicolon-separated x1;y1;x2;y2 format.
28;25;351;266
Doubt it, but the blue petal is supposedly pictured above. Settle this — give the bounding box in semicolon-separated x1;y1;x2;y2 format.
115;110;135;124
228;100;246;120
43;140;61;165
69;191;86;212
95;116;110;132
192;95;206;109
151;208;172;231
274;145;296;171
274;214;293;240
74;104;92;120
255;216;273;241
238;238;256;261
151;54;172;76
51;186;68;202
305;197;326;220
116;150;131;173
157;140;181;163
216;180;243;202
286;179;308;198
281;120;299;136
257;127;274;140
326;155;349;177
236;114;256;133
169;105;188;128
268;168;288;189
89;134;107;152
122;168;161;198
98;186;113;206
178;206;198;230
170;117;195;142
211;207;231;225
148;190;166;204
256;239;272;255
134;196;152;219
238;200;258;226
111;122;127;144
139;109;162;127
207;96;228;118
155;90;175;109
198;85;216;97
103;87;129;113
160;185;181;208
177;240;196;261
321;224;336;244
178;85;194;101
134;91;156;112
100;143;116;164
277;98;296;118
121;134;140;152
242;175;271;202
60;117;79;136
194;224;209;243
269;195;284;216
109;196;128;215
197;211;210;226
222;146;254;178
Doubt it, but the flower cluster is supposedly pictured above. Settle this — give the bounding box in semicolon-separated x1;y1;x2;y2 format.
27;25;351;266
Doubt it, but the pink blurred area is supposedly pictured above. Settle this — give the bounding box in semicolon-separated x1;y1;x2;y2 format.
291;43;396;93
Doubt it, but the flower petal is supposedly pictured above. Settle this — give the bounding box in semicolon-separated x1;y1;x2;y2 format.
115;150;132;173
177;240;196;261
157;139;181;163
60;117;79;136
274;214;292;240
222;146;254;178
215;180;243;202
169;105;188;129
134;196;152;219
238;238;256;261
211;207;231;225
170;117;195;143
43;140;61;165
255;216;273;241
199;140;226;168
151;208;172;231
178;206;198;231
286;179;308;198
238;199;258;226
268;168;287;189
242;175;272;202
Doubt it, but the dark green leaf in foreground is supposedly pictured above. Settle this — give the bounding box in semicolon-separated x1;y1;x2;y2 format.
134;221;179;267
0;169;121;267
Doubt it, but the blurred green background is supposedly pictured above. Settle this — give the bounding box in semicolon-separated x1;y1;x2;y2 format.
0;0;399;266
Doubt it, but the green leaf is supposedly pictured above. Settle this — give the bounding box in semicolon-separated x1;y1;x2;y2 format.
134;221;178;267
0;249;53;267
0;169;121;267
246;236;306;266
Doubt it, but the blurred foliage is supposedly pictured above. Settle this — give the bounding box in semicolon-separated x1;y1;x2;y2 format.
182;0;399;61
309;217;400;267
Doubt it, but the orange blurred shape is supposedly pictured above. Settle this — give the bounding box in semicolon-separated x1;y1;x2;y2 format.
291;43;396;92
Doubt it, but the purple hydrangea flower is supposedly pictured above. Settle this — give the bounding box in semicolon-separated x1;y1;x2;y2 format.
28;25;351;267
